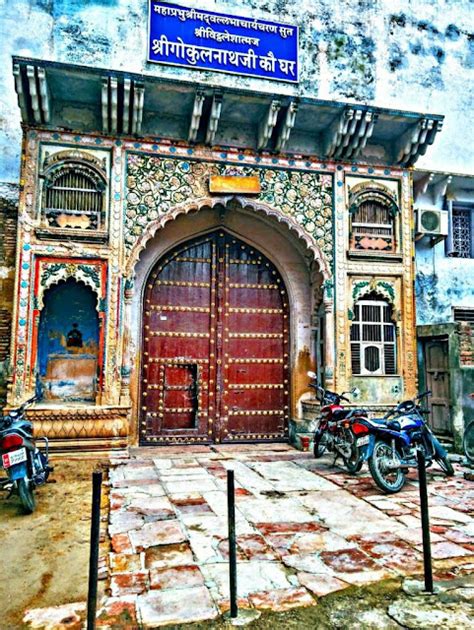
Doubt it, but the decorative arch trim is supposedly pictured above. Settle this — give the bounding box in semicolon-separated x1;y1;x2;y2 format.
352;279;396;306
42;149;107;183
34;258;107;312
348;180;399;217
125;195;332;281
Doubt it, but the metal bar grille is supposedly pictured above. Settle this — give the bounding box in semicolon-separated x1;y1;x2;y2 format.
354;201;392;226
453;307;474;323
44;166;104;230
452;210;472;258
351;298;396;375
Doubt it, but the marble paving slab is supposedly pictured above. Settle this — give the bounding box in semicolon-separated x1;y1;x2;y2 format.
100;445;473;625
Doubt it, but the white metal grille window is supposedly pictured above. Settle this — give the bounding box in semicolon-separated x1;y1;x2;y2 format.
452;208;473;258
351;297;397;375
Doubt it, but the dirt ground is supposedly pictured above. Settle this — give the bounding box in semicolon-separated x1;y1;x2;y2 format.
0;457;108;629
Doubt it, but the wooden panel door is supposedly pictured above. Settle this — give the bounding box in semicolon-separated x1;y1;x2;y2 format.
221;234;289;441
140;231;289;445
424;338;451;435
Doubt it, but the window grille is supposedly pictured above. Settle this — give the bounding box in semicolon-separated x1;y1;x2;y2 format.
351;200;395;252
452;209;472;258
351;296;396;375
453;307;474;323
43;162;106;230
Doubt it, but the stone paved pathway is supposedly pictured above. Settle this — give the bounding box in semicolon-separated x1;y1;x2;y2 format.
98;444;474;627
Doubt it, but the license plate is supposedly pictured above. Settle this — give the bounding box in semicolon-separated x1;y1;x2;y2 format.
2;448;27;469
357;435;370;446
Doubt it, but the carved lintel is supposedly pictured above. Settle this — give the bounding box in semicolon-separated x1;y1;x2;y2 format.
431;175;452;205
275;100;298;153
101;77;109;133
205;92;223;145
123;78;131;134
110;77;118;134
37;67;51;124
324;107;354;158
331;108;378;160
13;63;28;122
396;117;443;167
132;83;145;135
257;99;281;151
26;65;41;124
413;172;435;202
188;90;205;143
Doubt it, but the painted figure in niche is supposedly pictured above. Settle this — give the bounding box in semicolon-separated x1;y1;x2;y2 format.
66;323;83;348
38;278;100;402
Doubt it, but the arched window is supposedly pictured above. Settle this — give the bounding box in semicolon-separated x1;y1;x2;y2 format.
350;294;397;375
349;183;399;252
41;152;107;232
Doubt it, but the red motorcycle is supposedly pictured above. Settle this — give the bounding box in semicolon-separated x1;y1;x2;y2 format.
308;371;367;473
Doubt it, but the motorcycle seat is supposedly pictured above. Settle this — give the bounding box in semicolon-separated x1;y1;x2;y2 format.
332;409;351;421
349;408;368;417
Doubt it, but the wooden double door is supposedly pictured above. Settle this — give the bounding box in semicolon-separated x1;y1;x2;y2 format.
140;230;290;444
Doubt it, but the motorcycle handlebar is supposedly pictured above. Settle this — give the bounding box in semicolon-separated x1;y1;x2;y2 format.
18;395;38;413
417;390;432;400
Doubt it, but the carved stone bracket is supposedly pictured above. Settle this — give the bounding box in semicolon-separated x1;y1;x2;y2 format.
324;107;378;161
13;63;51;124
188;90;206;143
101;75;145;135
395;117;443;167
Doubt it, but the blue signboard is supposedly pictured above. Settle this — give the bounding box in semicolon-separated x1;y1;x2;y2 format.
148;2;298;83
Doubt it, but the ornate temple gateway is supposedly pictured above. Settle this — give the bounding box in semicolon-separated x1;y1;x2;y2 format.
7;54;442;450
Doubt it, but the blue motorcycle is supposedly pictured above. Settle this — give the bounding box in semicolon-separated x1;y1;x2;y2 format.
0;396;52;513
353;391;454;493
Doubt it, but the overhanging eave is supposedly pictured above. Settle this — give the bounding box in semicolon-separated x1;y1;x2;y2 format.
12;56;444;168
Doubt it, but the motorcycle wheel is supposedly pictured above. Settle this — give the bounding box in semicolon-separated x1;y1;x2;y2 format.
18;478;36;514
435;455;454;476
342;430;363;474
463;421;474;464
313;430;329;458
368;440;406;494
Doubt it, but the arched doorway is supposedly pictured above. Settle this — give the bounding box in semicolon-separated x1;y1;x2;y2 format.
38;278;100;402
140;229;290;444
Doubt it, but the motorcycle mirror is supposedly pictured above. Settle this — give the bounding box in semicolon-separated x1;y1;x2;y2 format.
351;387;361;398
307;371;317;379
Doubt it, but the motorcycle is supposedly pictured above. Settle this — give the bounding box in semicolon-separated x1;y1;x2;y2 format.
0;396;52;513
353;391;454;493
307;371;367;473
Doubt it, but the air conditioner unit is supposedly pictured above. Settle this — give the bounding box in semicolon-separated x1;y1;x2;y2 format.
416;208;448;237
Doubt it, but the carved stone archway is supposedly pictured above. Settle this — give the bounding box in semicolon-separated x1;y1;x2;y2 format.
125;196;332;281
121;198;335;444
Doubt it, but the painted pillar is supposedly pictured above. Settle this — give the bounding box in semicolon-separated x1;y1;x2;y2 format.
323;296;335;388
120;279;134;408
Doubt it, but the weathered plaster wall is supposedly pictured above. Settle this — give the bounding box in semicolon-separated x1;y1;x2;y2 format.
415;238;474;324
1;0;473;184
0;184;18;406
